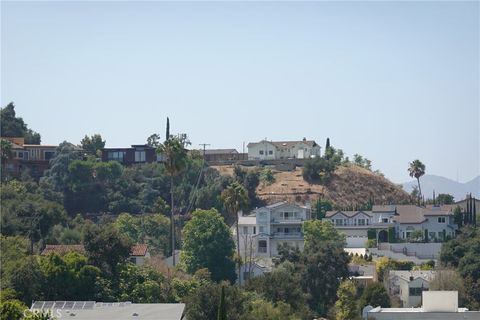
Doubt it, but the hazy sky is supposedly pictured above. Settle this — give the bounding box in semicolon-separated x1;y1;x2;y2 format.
1;1;479;184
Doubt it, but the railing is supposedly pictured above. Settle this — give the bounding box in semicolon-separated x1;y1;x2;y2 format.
272;232;303;239
272;218;304;223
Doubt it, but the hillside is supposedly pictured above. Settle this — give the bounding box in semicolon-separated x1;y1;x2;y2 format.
402;175;480;201
213;164;413;208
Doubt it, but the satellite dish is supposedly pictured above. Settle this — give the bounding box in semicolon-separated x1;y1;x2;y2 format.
362;305;374;319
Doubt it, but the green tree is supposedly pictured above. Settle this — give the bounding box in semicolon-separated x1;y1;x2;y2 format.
1;138;13;180
436;193;454;205
259;168;275;186
80;134;105;156
408;160;426;204
83;222;133;276
157;136;187;266
358;282;390;310
1;102;41;144
303;220;346;248
146;133;161;147
335;280;358;320
181;209;236;283
221;181;248;285
300;239;350;315
314;198;333;219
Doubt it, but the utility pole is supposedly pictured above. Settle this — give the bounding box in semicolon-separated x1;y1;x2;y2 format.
199;143;210;160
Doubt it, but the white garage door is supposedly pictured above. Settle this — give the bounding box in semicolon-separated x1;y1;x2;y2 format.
346;236;367;248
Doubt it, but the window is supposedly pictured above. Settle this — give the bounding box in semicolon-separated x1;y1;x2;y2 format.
243;226;248;234
108;151;126;162
44;151;55;160
438;217;446;223
259;150;264;155
268;150;273;155
358;219;366;226
135;151;146;162
409;287;423;296
253;226;256;234
18;152;23;159
129;257;137;264
382;218;389;223
258;240;267;253
335;219;343;226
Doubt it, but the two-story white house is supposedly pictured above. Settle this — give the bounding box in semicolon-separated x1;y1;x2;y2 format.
324;205;457;247
247;138;321;160
236;202;311;258
388;270;436;307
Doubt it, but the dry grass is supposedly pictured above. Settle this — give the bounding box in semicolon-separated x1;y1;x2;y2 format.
211;164;412;207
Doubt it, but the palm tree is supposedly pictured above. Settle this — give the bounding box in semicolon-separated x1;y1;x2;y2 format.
157;136;187;266
408;160;426;205
221;181;248;285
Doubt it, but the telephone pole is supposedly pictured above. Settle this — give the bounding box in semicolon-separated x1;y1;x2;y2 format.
199;143;210;160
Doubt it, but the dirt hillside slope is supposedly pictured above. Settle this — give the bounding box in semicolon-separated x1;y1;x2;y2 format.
213;164;413;207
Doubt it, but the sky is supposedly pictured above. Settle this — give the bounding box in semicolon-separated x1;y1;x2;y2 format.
1;1;479;184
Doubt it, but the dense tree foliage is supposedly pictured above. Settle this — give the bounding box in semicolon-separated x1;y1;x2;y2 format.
180;209;236;283
357;282;391;310
335;280;358;320
1;102;41;144
440;226;480;309
80;134;105;157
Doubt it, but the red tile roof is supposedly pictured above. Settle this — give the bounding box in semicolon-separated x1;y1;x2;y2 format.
41;244;86;256
130;244;148;257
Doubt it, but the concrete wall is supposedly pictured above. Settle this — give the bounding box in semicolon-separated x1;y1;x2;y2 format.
379;243;442;259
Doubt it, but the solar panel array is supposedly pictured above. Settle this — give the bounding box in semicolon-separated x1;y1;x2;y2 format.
31;301;96;310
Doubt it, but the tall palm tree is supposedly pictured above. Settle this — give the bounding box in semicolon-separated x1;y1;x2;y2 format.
221;181;248;285
408;160;426;205
158;136;187;266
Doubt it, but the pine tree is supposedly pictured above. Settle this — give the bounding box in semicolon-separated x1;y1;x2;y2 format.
217;285;226;320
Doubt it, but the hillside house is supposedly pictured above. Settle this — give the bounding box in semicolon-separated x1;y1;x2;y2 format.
197;149;247;162
387;270;436;307
247;138;321;160
324;205;458;247
236;202;311;258
101;145;159;165
2;137;62;179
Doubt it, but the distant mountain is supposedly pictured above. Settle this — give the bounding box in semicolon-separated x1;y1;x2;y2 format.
402;175;480;201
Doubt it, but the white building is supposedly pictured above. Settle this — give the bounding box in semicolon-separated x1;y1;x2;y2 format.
387;270;436;307
236;202;311;258
366;291;480;320
247;138;321;160
324;205;458;247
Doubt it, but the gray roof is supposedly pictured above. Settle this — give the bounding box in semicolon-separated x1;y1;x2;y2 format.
30;302;185;320
326;210;373;218
389;270;436;282
203;149;238;155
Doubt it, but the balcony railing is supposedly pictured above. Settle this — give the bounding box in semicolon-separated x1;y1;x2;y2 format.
271;218;304;224
272;232;303;239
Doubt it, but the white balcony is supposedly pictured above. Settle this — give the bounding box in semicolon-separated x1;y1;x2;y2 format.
271;232;303;239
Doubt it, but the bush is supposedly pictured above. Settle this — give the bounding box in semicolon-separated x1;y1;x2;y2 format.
365;239;377;248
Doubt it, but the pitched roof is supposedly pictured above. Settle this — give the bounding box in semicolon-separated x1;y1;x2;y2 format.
247;139;318;149
130;244;148;257
41;244;86;256
389;270;436;282
326;210;372;218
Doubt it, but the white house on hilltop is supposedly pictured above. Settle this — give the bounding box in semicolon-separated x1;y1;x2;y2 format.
247;138;321;160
